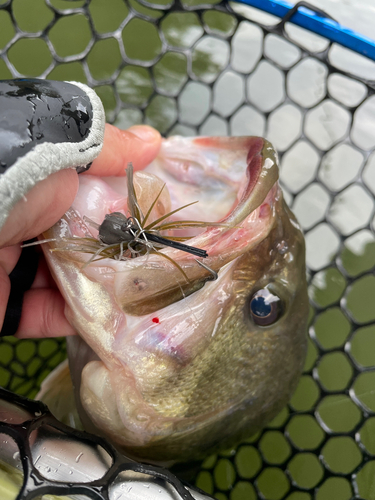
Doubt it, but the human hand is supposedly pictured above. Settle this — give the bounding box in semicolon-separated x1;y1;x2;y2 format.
0;124;161;339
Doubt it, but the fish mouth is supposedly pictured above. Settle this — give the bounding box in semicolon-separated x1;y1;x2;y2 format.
108;136;281;315
46;136;280;316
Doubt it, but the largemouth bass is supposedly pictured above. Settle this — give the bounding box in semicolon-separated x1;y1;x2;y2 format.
38;136;308;464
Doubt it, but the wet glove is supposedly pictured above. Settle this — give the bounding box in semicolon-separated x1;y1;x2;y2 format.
0;78;105;336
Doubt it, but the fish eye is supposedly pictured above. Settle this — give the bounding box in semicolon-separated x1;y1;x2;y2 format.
249;288;283;326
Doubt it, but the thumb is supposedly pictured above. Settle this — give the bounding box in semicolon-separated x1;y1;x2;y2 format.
0;168;79;248
86;124;162;176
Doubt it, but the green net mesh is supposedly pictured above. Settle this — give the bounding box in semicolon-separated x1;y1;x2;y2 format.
1;0;375;499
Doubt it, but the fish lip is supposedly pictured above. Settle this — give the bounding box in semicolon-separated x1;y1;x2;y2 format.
218;137;279;222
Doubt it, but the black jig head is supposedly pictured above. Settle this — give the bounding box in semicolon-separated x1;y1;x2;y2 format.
98;212;208;258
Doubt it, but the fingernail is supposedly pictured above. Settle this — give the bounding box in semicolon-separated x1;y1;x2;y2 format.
128;125;160;142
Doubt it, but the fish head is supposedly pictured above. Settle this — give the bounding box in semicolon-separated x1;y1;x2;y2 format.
42;136;308;464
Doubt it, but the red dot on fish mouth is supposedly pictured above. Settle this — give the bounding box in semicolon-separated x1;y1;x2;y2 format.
152;317;160;323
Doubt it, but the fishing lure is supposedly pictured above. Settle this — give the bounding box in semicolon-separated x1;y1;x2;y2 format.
95;212;208;258
25;164;219;280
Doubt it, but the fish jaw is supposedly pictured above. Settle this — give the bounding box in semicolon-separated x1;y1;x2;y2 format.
41;136;308;463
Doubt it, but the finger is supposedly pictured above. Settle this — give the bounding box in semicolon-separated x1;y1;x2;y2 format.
0;245;22;275
0;266;10;331
0;169;78;248
15;288;76;339
86;124;162;176
31;254;56;289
